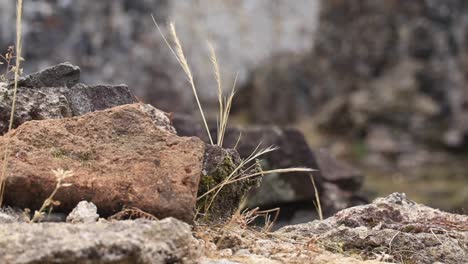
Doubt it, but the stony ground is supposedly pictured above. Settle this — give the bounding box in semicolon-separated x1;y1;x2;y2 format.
1;193;466;264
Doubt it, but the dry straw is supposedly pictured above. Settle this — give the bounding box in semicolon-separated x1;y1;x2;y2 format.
152;16;321;219
0;0;23;206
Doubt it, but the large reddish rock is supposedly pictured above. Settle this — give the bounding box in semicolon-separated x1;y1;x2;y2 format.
0;103;205;223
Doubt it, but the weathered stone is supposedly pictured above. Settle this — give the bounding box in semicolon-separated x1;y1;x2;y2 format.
13;62;80;88
0;103;205;223
0;83;73;135
0;207;27;223
0;63;137;135
66;201;99;224
0;217;200;264
198;145;260;220
277;193;468;264
68;83;136;115
195;219;387;264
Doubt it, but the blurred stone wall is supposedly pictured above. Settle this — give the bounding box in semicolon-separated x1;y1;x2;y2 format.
243;0;468;148
0;0;320;113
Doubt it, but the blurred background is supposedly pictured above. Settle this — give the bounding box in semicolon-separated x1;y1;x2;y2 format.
0;0;466;220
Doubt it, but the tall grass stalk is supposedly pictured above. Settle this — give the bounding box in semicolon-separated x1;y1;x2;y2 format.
208;42;237;147
309;173;323;220
151;15;214;145
152;18;322;219
0;0;23;207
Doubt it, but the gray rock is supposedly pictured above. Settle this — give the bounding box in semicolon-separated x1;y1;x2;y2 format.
0;83;73;135
0;63;137;135
277;193;468;264
0;217;200;263
66;201;99;224
68;83;136;115
13;62;80;88
0;207;27;223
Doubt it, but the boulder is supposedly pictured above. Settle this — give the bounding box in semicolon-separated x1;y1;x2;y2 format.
0;103;205;223
0;217;200;264
0;0;320;113
277;193;468;264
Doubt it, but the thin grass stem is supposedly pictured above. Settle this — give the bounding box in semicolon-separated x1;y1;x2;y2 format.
0;0;23;206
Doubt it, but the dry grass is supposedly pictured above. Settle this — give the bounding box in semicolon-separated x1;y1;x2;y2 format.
152;17;322;220
29;169;74;223
310;173;323;220
151;15;214;145
0;0;23;207
208;42;237;147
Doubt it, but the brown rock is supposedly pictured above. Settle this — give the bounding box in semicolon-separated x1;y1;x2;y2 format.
0;103;205;223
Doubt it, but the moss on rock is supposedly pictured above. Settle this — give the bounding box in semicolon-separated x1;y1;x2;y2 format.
197;145;261;221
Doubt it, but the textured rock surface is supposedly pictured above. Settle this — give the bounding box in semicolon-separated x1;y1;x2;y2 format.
12;62;80;88
0;82;72;135
277;193;468;264
0;217;200;264
198;145;260;220
66;201;99;224
0;62;136;135
0;103;205;222
195;220;386;264
0;0;320;112
0;207;27;224
67;83;135;116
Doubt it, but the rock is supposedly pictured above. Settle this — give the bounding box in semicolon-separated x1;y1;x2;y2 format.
195;220;387;264
0;63;137;135
277;193;468;264
12;62;80;88
0;0;320;113
0;207;27;223
0;83;73;135
0;217;200;263
0;103;205;223
67;83;136;115
315;149;362;191
198;145;261;220
66;201;99;224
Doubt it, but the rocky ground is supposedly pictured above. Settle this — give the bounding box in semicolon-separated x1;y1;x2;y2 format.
2;0;467;213
0;194;465;263
0;64;466;263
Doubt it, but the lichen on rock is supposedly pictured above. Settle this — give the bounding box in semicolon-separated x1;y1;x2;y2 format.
197;145;261;221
